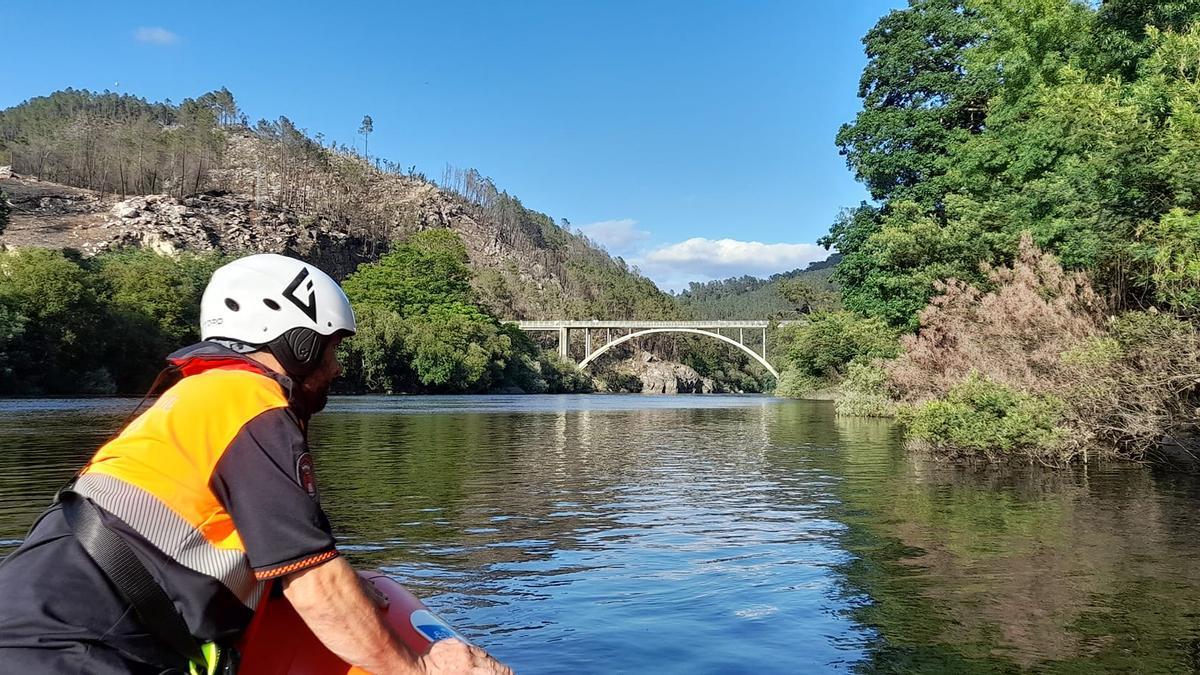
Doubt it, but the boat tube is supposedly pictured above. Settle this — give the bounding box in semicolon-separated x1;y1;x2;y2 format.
237;571;464;674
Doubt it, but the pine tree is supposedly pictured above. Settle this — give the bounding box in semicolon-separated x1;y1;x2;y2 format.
359;115;373;159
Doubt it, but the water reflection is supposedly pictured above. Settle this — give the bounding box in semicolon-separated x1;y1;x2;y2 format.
308;397;860;673
825;414;1200;673
2;396;1200;673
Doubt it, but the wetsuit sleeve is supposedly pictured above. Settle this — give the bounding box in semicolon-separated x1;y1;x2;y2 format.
209;408;338;580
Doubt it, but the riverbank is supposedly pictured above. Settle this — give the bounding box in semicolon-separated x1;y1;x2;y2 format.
772;263;1200;468
0;236;763;397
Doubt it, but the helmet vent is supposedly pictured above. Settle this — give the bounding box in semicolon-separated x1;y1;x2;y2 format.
224;298;240;312
263;298;282;311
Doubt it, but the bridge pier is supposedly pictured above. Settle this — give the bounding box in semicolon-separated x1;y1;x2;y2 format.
585;329;592;358
558;327;569;361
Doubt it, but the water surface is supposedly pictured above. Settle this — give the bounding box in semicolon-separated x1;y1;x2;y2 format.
2;395;1199;673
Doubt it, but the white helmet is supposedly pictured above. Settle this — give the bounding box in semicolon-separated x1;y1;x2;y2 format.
200;254;356;376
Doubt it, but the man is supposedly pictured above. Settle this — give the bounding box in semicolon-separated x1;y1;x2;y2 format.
0;254;512;675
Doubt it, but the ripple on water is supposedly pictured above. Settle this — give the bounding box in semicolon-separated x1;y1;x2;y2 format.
5;396;1200;673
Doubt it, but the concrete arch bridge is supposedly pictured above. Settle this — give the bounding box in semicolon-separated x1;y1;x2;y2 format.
514;320;794;380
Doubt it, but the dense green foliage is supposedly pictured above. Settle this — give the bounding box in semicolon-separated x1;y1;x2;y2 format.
834;361;896;418
787;0;1200;463
834;0;987;207
0;189;8;233
772;312;899;398
94;250;225;391
782;312;899;381
771;368;823;399
825;0;1200;328
0;249;220;394
340;229;590;394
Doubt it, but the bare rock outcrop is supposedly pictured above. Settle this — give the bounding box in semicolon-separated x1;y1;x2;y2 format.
609;352;716;394
90;192;373;278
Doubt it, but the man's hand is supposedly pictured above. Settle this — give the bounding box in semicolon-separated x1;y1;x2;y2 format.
418;638;514;675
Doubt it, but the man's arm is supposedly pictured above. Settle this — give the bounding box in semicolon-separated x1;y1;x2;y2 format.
283;556;418;674
284;557;515;675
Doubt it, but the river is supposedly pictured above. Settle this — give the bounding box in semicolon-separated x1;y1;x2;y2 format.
2;395;1199;673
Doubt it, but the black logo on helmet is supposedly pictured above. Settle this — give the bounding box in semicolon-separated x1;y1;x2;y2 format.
283;268;318;322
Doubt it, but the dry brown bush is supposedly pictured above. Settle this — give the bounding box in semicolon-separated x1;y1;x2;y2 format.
888;233;1105;402
886;233;1200;464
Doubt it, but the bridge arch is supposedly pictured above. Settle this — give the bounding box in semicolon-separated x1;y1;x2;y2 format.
577;328;779;380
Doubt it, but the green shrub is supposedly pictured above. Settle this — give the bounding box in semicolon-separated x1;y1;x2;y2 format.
783;311;900;380
723;368;764;394
341;230;570;393
898;374;1070;464
539;353;594;393
835;360;896;417
0;297;26;381
0;249;107;394
94;249;224;392
773;367;823;398
337;305;410;393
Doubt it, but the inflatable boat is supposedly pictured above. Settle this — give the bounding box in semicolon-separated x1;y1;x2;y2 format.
238;571;464;674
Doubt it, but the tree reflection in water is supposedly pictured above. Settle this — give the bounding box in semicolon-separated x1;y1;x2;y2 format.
3;396;1200;672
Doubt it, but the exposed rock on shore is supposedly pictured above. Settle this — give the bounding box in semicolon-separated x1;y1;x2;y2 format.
603;352;717;394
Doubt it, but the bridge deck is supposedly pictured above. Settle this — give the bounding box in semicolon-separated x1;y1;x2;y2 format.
511;319;790;377
514;320;792;330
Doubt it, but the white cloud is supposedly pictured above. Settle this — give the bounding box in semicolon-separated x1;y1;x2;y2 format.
635;237;828;291
578;218;650;252
134;27;179;45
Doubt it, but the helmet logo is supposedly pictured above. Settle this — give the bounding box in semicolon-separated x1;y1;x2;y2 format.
283;268;319;323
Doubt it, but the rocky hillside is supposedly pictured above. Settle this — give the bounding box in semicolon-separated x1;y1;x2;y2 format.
1;171;372;276
0;89;678;322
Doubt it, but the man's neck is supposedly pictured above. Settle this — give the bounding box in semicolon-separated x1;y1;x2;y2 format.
247;351;287;376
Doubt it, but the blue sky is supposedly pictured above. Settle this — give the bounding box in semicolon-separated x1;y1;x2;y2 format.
1;1;904;290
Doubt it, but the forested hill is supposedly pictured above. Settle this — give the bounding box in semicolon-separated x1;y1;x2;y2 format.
677;254;841;319
0;88;677;321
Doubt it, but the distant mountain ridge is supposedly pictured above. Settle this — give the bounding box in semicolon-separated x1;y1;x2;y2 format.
676;254;841;319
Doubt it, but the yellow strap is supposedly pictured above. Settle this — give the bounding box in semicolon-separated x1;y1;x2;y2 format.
188;642;221;675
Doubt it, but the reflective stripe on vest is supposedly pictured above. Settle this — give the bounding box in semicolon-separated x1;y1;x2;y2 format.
73;472;263;607
79;368;291;608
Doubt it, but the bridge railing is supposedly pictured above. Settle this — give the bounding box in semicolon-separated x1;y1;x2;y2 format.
513;320;794;329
